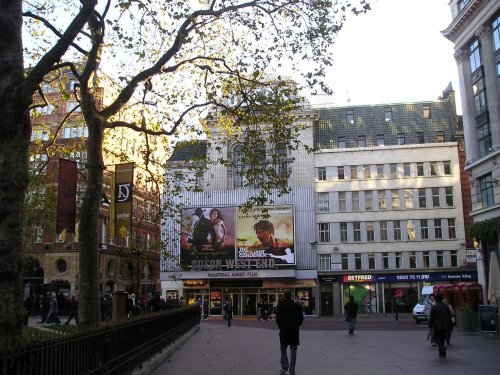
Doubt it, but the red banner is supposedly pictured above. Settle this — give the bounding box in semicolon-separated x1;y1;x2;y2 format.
56;158;77;235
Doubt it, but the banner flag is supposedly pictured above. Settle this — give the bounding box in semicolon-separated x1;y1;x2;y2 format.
56;158;77;235
115;162;134;241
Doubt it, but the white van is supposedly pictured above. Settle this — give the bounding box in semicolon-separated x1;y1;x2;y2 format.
412;286;434;324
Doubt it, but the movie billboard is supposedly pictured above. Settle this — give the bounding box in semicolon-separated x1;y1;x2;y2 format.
179;204;295;269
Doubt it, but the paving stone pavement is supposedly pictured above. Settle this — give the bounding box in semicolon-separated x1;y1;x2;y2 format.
150;319;500;375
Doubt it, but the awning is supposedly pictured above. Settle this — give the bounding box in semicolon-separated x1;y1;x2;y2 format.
263;279;317;289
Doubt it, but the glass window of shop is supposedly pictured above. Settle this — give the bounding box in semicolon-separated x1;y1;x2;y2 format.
384;283;418;314
344;283;377;314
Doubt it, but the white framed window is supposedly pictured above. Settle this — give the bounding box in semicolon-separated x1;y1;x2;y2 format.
66;100;81;113
445;187;454;207
31;127;50;141
423;251;430;268
317;192;330;212
434;219;443;239
403;163;411;177
377;164;384;178
338;166;345;180
318;167;326;181
364;165;371;179
432;187;440;207
380;221;388;241
406;220;416;240
365;191;373;211
418;188;427;208
393;221;401;241
340;222;348;243
382;252;389;269
352;191;360;211
319;254;332;271
350;165;358;180
353;222;361;242
437;251;444;267
390;163;398;178
404;189;413;209
409;252;416;269
338;192;346;211
378;190;386;210
447;218;456;239
391;189;400;209
395;252;402;269
319;223;330;242
368;253;375;269
354;253;361;270
420;219;429;240
366;222;374;242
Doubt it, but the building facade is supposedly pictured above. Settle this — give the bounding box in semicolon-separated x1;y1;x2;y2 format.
161;88;476;317
442;0;500;307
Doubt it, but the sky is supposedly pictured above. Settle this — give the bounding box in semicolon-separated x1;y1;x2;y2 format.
307;0;461;113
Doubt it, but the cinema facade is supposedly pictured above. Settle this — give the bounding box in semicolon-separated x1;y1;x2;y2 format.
161;187;319;317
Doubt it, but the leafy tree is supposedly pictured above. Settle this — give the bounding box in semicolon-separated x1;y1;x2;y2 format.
0;0;370;340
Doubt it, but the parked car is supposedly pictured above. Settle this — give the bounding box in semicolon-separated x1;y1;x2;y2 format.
412;286;433;324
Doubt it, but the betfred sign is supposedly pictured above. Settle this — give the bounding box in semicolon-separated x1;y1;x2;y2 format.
343;275;373;283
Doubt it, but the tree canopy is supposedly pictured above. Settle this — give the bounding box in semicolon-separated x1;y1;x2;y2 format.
0;0;370;340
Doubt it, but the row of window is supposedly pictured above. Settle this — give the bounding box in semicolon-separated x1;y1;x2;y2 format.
342;105;432;125
317;186;454;212
31;100;81;116
328;130;443;149
318;218;457;243
31;124;89;141
318;250;459;271
317;160;452;181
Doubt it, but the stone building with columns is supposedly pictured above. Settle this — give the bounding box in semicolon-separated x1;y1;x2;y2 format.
442;0;500;306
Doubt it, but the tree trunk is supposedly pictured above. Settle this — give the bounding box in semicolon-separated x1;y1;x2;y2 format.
0;0;32;341
77;116;104;325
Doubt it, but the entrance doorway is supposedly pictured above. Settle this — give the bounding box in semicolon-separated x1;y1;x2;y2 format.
242;293;257;316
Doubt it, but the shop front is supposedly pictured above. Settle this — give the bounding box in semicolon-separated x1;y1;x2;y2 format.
319;271;478;316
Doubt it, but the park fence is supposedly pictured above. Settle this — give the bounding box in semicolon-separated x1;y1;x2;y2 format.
0;306;198;375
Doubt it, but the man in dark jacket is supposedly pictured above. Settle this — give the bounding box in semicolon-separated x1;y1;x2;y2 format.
428;294;453;358
344;295;359;335
276;292;304;375
189;208;217;251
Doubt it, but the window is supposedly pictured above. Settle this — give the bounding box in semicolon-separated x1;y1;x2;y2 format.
385;108;392;121
380;221;388;241
378;190;386;210
469;39;481;73
403;163;411;177
346;110;354;123
317;192;330;211
417;132;424;144
368;253;375;269
319;254;332;271
478;123;492;157
395;252;402;269
443;161;451;175
340;222;348;243
393;221;401;241
274;143;288;181
352;191;360;211
338;166;345;180
391;189;400;209
32;226;43;243
445;187;454;207
423;251;430;268
405;189;413;209
430;162;438;176
390;163;398;178
350;165;358;180
420;219;429;240
493;15;500;52
354;253;361;270
377;164;384;178
365;191;373;211
366;222;374;242
353;222;361;242
437;251;444;268
31;127;50;141
417;162;424;176
319;223;330;242
29;153;48;174
418;188;427;208
448;218;456;239
432;187;440;207
397;133;405;145
63;125;88;139
409;252;416;269
358;135;366;147
57;259;67;274
233;144;244;188
66;100;81;112
451;250;458;267
434;219;442;239
32;104;55;116
318;167;326;181
407;220;416;240
364;165;371;179
377;134;385;146
338;136;346;148
382;252;389;269
437;131;445;142
423;104;431;119
342;254;349;270
338;192;347;211
479;174;495;207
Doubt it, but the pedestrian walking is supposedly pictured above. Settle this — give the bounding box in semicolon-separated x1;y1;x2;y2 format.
223;298;233;327
43;293;60;324
275;291;304;375
424;293;436;346
203;298;209;319
196;298;202;323
442;298;455;345
344;295;358;335
65;294;78;325
428;294;453;358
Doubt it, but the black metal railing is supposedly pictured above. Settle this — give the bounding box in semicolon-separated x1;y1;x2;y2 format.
1;306;198;375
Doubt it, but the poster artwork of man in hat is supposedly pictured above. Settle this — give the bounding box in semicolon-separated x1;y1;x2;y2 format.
188;208;217;251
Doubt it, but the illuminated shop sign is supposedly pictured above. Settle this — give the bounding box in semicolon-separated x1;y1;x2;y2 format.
180;205;295;270
341;272;477;283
